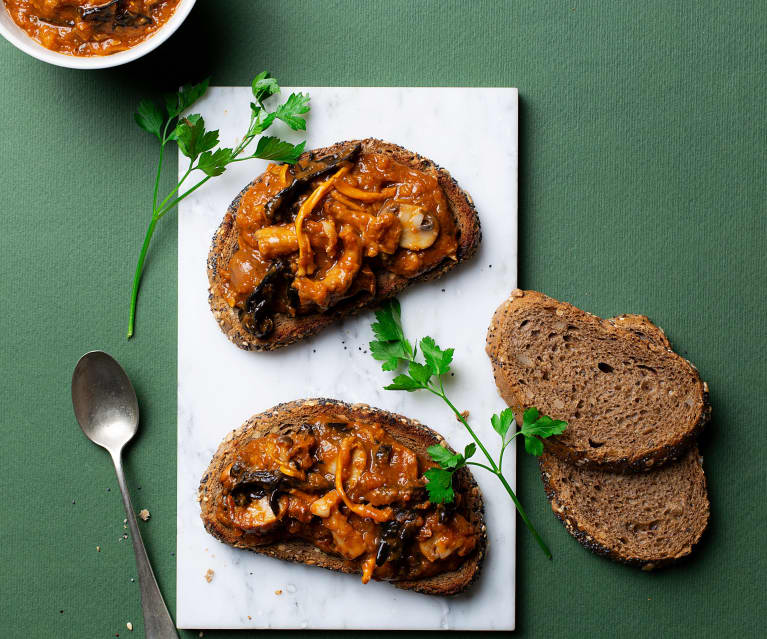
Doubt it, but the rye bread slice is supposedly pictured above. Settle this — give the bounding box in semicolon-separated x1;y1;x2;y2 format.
198;398;487;595
539;446;709;569
486;290;711;471
208;138;481;351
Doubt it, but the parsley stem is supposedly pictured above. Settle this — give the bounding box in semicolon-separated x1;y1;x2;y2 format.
465;461;495;473
126;216;157;339
152;142;165;211
155;175;211;220
434;378;553;560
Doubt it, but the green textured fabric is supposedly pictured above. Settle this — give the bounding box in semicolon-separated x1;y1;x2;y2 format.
1;1;765;637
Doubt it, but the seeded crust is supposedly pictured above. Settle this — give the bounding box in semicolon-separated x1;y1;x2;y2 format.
198;398;487;595
486;290;711;472
207;138;482;351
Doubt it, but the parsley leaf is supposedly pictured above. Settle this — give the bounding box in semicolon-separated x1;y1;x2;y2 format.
369;340;409;371
251;71;280;104
197;148;234;177
372;299;406;342
420;336;454;376
427;444;462;469
424;443;477;504
252;136;306;163
384;374;423;392
408;361;433;386
519;407;567;457
175;115;219;160
274;92;311;131
424;467;455;504
369;299;414;370
165;78;210;119
491;407;515;438
135;99;164;139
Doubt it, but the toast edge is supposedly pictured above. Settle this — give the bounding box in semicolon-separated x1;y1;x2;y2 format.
197;398;487;596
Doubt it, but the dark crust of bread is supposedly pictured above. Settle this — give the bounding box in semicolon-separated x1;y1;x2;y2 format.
539;447;709;570
207;138;482;351
198;398;487;595
486;290;711;472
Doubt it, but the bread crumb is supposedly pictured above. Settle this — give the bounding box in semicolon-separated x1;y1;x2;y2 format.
139;509;150;521
126;622;133;631
274;589;283;595
511;288;524;298
96;546;100;552
458;410;470;421
204;569;214;583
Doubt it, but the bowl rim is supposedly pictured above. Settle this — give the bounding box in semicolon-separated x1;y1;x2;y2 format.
0;0;197;69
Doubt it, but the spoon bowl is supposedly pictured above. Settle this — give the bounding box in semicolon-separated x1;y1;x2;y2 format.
72;351;139;451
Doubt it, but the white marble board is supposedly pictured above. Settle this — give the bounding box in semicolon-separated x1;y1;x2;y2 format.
177;87;518;631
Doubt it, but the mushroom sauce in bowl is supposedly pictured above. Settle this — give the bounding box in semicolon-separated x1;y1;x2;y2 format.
0;0;194;67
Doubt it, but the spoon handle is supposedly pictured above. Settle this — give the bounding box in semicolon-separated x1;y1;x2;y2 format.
112;451;179;639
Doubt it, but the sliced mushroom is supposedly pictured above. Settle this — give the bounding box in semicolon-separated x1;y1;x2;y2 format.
264;143;361;221
374;511;422;566
240;260;289;338
396;203;440;250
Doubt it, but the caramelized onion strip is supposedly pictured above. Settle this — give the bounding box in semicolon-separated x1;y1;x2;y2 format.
295;165;350;275
335;181;397;201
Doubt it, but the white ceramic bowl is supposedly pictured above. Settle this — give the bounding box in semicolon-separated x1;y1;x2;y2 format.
0;0;196;69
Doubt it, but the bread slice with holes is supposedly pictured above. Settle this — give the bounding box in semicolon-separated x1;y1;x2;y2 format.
539;311;709;568
486;290;710;471
198;398;486;595
539;446;709;569
207;138;481;351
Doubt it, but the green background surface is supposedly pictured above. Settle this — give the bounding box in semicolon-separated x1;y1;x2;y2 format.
1;1;765;637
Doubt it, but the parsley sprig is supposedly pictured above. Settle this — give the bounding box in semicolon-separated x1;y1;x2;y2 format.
370;299;567;559
127;72;310;338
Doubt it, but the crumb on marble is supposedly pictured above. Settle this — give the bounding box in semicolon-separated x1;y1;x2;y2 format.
274;589;283;595
204;569;214;583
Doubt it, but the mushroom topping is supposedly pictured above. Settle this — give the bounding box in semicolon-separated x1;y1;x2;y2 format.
240;260;290;338
396;203;440;250
263;143;361;221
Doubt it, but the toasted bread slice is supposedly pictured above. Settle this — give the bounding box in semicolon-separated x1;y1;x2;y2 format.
208;138;481;351
198;398;486;595
486;290;710;471
539;446;709;569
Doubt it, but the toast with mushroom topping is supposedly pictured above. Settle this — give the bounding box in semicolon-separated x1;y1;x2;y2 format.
486;290;710;471
198;399;486;594
207;139;481;350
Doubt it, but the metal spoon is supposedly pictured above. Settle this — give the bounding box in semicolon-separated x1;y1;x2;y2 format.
72;351;177;639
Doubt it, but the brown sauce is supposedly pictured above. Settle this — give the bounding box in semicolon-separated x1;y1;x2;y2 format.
4;0;180;56
217;146;458;337
216;416;478;583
